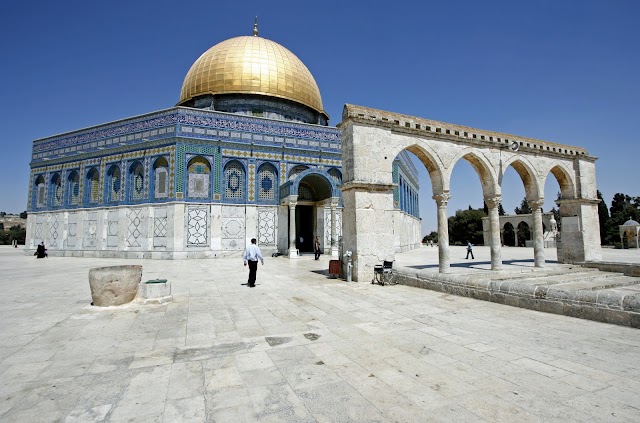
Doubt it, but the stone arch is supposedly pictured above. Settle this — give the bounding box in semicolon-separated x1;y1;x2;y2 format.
502;156;540;201
291;169;336;199
403;143;445;195
288;165;309;180
449;148;498;198
543;162;576;200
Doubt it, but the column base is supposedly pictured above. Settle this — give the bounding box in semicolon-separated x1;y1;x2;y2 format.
288;249;299;259
330;246;339;258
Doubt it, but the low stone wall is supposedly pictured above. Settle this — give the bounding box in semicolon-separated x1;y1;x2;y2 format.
392;268;640;328
583;261;640;277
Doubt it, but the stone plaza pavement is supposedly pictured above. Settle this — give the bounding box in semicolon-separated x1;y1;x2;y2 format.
1;246;640;422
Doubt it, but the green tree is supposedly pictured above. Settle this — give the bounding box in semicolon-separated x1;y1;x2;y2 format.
606;193;640;246
515;197;532;214
0;222;4;230
498;203;506;216
422;231;438;244
448;207;485;245
19;211;27;219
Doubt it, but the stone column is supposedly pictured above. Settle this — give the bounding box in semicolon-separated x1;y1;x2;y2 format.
330;197;339;258
288;196;298;259
485;196;503;270
433;193;450;274
530;199;545;267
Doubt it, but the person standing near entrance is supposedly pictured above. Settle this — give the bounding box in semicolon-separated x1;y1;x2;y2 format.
243;238;264;287
465;240;474;259
314;236;321;260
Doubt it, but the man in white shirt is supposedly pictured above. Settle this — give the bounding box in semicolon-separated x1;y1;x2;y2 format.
243;238;264;288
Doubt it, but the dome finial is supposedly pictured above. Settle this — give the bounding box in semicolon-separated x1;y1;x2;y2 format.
253;16;259;36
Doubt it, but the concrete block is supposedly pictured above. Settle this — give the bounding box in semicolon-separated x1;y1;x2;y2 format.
89;265;142;306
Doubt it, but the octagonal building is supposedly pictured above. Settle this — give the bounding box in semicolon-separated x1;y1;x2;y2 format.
26;26;421;258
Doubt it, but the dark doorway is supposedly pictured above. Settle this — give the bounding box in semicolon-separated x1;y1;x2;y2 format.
296;205;314;252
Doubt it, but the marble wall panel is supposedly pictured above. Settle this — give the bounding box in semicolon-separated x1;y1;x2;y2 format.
257;207;277;246
222;205;245;250
187;206;208;246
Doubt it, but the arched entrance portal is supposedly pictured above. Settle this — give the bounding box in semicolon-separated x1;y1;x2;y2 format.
280;170;341;258
340;104;602;282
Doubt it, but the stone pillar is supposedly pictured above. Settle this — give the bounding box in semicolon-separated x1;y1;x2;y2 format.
485;196;503;270
341;182;395;282
556;198;602;263
514;230;518;248
530;199;545;267
330;197;339;258
288;196;298;259
433;193;450;274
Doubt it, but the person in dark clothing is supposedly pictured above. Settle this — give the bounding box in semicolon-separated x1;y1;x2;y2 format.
242;238;264;287
314;236;321;260
35;242;47;258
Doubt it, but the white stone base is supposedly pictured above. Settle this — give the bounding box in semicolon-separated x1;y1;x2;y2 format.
288;249;300;259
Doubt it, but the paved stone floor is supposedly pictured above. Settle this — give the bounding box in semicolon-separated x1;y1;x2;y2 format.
1;245;640;422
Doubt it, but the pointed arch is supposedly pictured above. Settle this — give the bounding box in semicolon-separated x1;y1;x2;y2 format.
257;162;278;203
223;160;245;201
153;156;169;199
450;148;498;198
85;168;100;204
106;164;121;203
67;170;80;206
503;156;541;201
404;143;445;194
129;160;145;201
50;173;63;207
543;163;576;200
187;156;211;199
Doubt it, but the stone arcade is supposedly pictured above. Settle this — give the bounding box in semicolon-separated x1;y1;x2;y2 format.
26;26;421;258
340;104;601;282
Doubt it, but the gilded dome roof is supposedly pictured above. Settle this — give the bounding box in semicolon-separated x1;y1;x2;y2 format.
178;35;326;116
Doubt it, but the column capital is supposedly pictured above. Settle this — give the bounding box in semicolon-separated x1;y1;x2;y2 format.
330;196;339;209
432;193;450;206
484;196;502;209
529;198;544;210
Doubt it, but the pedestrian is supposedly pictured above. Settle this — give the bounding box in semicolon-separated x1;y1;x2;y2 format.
314;236;321;260
243;238;264;287
465;240;474;259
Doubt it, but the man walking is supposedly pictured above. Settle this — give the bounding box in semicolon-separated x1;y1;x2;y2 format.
243;238;264;287
314;236;321;260
465;240;474;259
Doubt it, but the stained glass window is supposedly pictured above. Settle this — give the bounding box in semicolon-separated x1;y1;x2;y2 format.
87;168;99;204
153;157;169;199
35;176;45;208
68;171;80;205
224;161;244;200
130;162;145;201
108;165;121;202
258;164;276;201
51;173;62;207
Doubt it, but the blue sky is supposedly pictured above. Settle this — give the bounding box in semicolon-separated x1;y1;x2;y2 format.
1;1;638;234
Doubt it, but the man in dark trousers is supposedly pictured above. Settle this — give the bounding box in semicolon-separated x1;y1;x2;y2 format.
314;236;321;260
465;240;474;259
243;238;264;287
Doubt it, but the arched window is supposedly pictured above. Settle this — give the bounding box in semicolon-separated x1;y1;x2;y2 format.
187;156;210;199
224;161;245;200
68;171;80;206
153;157;169;199
34;175;45;208
86;168;100;204
328;168;342;185
257;163;277;202
298;183;314;201
107;165;121;203
50;173;63;207
288;165;308;180
129;161;145;201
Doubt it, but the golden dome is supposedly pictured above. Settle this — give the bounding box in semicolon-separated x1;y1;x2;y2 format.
178;35;326;116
